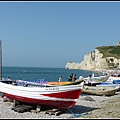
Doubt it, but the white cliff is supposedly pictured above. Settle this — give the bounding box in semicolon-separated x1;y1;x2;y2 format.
65;49;120;70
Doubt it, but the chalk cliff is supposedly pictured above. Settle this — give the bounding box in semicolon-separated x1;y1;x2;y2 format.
65;46;120;70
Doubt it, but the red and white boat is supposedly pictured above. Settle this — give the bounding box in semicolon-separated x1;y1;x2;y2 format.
0;81;82;110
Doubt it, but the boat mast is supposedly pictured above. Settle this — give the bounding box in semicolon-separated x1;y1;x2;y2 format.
0;40;2;80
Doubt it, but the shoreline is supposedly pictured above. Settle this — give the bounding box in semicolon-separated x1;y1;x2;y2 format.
0;91;119;119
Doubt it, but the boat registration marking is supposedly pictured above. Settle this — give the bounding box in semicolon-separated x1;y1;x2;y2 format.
45;87;59;90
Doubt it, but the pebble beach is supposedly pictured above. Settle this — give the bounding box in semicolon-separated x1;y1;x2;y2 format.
0;91;119;119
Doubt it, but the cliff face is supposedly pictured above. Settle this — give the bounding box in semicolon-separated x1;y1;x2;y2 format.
65;49;120;70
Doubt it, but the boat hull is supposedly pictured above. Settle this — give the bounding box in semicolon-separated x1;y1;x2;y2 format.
107;76;120;82
92;75;109;82
48;81;70;85
84;75;109;86
0;82;82;109
47;79;84;86
82;85;118;96
96;81;120;90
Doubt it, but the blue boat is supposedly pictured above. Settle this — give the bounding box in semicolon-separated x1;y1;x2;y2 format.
113;80;120;84
96;80;120;91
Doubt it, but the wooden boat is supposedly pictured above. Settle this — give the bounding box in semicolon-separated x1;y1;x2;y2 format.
91;72;109;82
92;75;109;82
82;85;118;96
84;75;109;86
96;80;120;90
0;81;82;110
13;78;84;86
107;76;120;82
96;84;120;91
47;81;71;85
47;79;84;86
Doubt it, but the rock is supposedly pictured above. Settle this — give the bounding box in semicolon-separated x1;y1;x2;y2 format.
82;96;95;101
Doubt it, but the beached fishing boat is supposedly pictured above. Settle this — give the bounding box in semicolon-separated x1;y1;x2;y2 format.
107;76;120;82
96;80;120;91
84;75;109;86
92;75;109;82
12;77;84;86
0;81;82;110
47;79;84;86
82;85;118;96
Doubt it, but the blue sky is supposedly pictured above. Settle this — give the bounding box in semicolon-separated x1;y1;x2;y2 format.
0;1;120;68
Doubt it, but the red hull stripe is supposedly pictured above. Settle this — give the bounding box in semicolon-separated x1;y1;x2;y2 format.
3;92;79;109
41;89;82;99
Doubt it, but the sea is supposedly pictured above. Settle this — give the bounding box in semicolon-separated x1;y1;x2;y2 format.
1;66;96;82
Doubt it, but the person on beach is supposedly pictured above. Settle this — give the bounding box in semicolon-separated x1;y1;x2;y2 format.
58;76;62;82
87;75;92;86
72;74;77;82
118;74;120;77
68;73;73;81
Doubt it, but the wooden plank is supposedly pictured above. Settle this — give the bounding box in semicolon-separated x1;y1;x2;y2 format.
55;110;65;116
36;105;41;112
45;108;64;116
13;104;35;113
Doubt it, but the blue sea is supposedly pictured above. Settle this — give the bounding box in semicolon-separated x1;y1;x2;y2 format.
2;66;95;82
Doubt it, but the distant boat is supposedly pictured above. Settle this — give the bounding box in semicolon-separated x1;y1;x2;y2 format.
0;81;82;110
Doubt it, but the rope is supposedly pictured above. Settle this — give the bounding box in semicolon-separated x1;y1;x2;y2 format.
68;108;88;118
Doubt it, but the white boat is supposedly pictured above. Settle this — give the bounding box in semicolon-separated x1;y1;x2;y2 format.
96;80;120;90
84;75;109;86
91;72;109;82
96;83;120;89
107;76;120;82
0;81;82;110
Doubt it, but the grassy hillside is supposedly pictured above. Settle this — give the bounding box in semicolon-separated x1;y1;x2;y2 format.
96;46;120;59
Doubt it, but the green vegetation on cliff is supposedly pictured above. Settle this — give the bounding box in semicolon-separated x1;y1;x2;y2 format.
96;46;120;59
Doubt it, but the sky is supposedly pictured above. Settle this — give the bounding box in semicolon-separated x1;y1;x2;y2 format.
0;1;120;68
